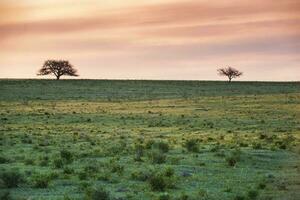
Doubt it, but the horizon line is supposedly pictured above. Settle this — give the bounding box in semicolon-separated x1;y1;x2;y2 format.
0;78;299;83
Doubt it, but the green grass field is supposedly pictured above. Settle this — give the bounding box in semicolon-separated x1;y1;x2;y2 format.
0;80;299;200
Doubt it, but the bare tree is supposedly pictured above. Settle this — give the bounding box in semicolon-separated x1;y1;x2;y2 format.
217;67;243;82
37;60;79;80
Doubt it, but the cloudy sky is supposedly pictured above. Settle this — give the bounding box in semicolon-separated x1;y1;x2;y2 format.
0;0;299;80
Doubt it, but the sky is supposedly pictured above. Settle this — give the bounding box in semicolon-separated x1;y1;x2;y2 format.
0;0;299;81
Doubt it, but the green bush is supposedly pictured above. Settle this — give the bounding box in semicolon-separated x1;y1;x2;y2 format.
155;141;170;153
60;149;73;164
234;194;245;200
148;150;166;164
63;167;75;175
131;169;152;181
0;156;9;164
226;148;241;167
53;158;64;168
85;187;110;200
164;167;175;177
110;163;124;175
32;174;50;188
24;158;35;165
145;140;155;149
148;173;167;191
247;189;259;200
159;193;170;200
148;171;175;191
183;139;199;152
0;170;23;188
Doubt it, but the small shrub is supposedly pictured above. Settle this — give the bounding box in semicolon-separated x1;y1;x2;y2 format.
32;174;50;188
148;173;167;191
39;156;49;166
78;171;88;180
145;140;155;149
226;148;241;167
252;143;262;150
247;189;259;200
183;139;199;152
24;158;35;165
60;149;73;164
0;170;23;188
164;167;175;177
131;169;152;181
198;188;209;199
85;187;110;200
258;181;266;190
155;141;170;153
226;156;237;167
234;194;246;200
110;163;124;175
53;158;64;168
148;150;166;164
63;167;75;175
0;156;9;164
159;193;170;200
178;192;189;200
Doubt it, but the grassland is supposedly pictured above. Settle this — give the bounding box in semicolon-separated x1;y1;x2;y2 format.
0;80;299;200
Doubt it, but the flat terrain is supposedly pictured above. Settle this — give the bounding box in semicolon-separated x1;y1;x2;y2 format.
0;80;299;200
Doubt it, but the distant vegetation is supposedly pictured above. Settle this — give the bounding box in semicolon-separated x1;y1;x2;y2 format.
0;79;299;101
37;60;79;80
218;67;243;82
0;80;299;200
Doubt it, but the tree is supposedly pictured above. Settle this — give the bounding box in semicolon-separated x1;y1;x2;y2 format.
217;67;243;82
37;60;79;80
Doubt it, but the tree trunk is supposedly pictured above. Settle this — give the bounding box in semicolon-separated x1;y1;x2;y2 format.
56;75;60;80
228;77;232;82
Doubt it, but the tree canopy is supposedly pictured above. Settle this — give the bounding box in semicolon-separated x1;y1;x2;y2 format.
37;60;79;80
218;67;243;82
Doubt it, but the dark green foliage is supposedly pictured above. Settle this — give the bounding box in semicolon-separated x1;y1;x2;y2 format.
155;141;170;153
0;170;23;188
131;169;152;181
164;167;175;177
178;192;189;200
53;158;64;168
148;169;175;191
252;143;262;150
63;167;75;175
148;173;167;191
24;158;35;165
148;150;166;164
145;140;155;149
226;148;241;167
60;149;73;164
110;163;124;175
198;188;209;199
31;173;51;188
159;193;171;200
0;191;12;200
85;187;110;200
0;156;9;164
183;139;199;152
234;194;246;200
247;189;259;200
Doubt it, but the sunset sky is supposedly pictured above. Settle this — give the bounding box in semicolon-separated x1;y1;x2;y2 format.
0;0;299;81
